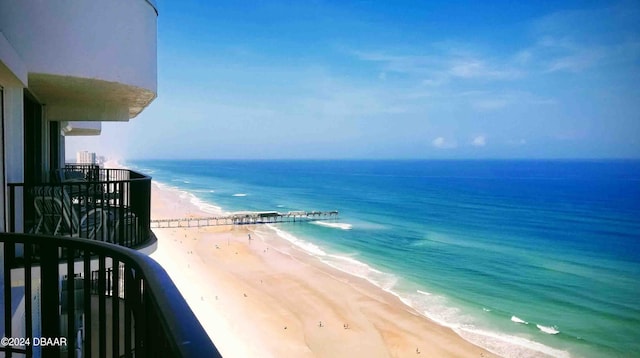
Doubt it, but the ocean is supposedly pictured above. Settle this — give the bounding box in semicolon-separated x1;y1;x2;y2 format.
127;159;640;357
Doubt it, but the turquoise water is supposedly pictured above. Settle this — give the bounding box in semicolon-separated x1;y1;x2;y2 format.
128;159;640;357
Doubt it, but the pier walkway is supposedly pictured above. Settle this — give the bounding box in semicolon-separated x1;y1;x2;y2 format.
150;210;339;228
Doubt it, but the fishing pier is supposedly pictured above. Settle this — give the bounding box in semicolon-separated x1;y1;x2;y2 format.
150;210;339;228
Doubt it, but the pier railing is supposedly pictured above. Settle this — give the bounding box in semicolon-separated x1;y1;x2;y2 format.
6;168;151;249
0;232;221;358
151;210;339;228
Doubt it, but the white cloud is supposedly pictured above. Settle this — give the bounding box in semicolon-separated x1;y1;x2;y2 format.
529;4;640;74
472;135;487;147
422;78;447;86
448;60;522;80
466;91;554;111
472;99;508;111
543;48;606;73
352;48;523;87
432;137;457;149
507;138;527;146
514;50;532;65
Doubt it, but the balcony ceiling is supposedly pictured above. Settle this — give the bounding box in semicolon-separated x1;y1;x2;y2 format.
29;73;156;122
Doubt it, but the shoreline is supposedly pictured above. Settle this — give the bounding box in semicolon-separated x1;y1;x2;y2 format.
146;178;499;357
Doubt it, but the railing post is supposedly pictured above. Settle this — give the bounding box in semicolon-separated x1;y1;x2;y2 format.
83;250;93;357
8;184;15;233
123;266;134;358
134;274;146;357
7;184;25;233
24;243;34;357
118;181;126;246
3;241;15;357
112;260;120;357
98;256;107;358
66;248;76;358
40;241;61;358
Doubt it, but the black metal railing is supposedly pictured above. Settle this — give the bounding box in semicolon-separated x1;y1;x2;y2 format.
0;232;221;358
7;168;152;249
59;164;101;182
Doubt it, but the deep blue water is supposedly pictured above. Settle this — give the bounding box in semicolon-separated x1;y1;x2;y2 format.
128;159;640;357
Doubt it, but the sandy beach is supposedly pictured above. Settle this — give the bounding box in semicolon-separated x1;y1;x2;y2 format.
148;181;498;357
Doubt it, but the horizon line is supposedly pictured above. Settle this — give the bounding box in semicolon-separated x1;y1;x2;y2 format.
70;157;640;162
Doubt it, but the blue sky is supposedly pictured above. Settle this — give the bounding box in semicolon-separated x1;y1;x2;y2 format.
67;0;640;159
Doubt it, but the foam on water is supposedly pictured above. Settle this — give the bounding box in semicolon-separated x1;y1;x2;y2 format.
266;224;327;256
311;221;353;230
351;221;388;230
192;189;216;193
511;316;528;324
457;327;570;358
154;181;170;190
404;290;569;357
537;324;560;335
155;180;223;215
266;222;399;291
322;254;398;291
232;193;247;197
188;193;223;215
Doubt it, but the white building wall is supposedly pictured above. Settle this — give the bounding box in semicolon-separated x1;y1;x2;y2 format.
2;86;24;232
0;87;3;233
0;0;157;92
0;31;26;228
0;32;28;87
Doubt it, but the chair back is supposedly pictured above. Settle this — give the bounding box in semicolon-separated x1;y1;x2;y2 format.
31;186;84;237
33;195;64;234
110;211;138;245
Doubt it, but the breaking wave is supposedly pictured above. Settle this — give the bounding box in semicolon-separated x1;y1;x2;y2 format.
311;221;353;230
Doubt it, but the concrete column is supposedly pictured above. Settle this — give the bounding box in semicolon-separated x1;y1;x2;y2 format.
4;87;24;183
0;87;4;233
3;86;24;232
60;134;66;166
41;106;50;179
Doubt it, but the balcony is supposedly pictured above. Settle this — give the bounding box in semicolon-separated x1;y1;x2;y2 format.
0;232;221;357
7;167;152;249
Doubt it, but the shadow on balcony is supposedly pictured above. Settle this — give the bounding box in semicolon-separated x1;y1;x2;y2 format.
1;232;221;358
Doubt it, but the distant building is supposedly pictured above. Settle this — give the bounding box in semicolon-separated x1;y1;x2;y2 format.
76;150;97;164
